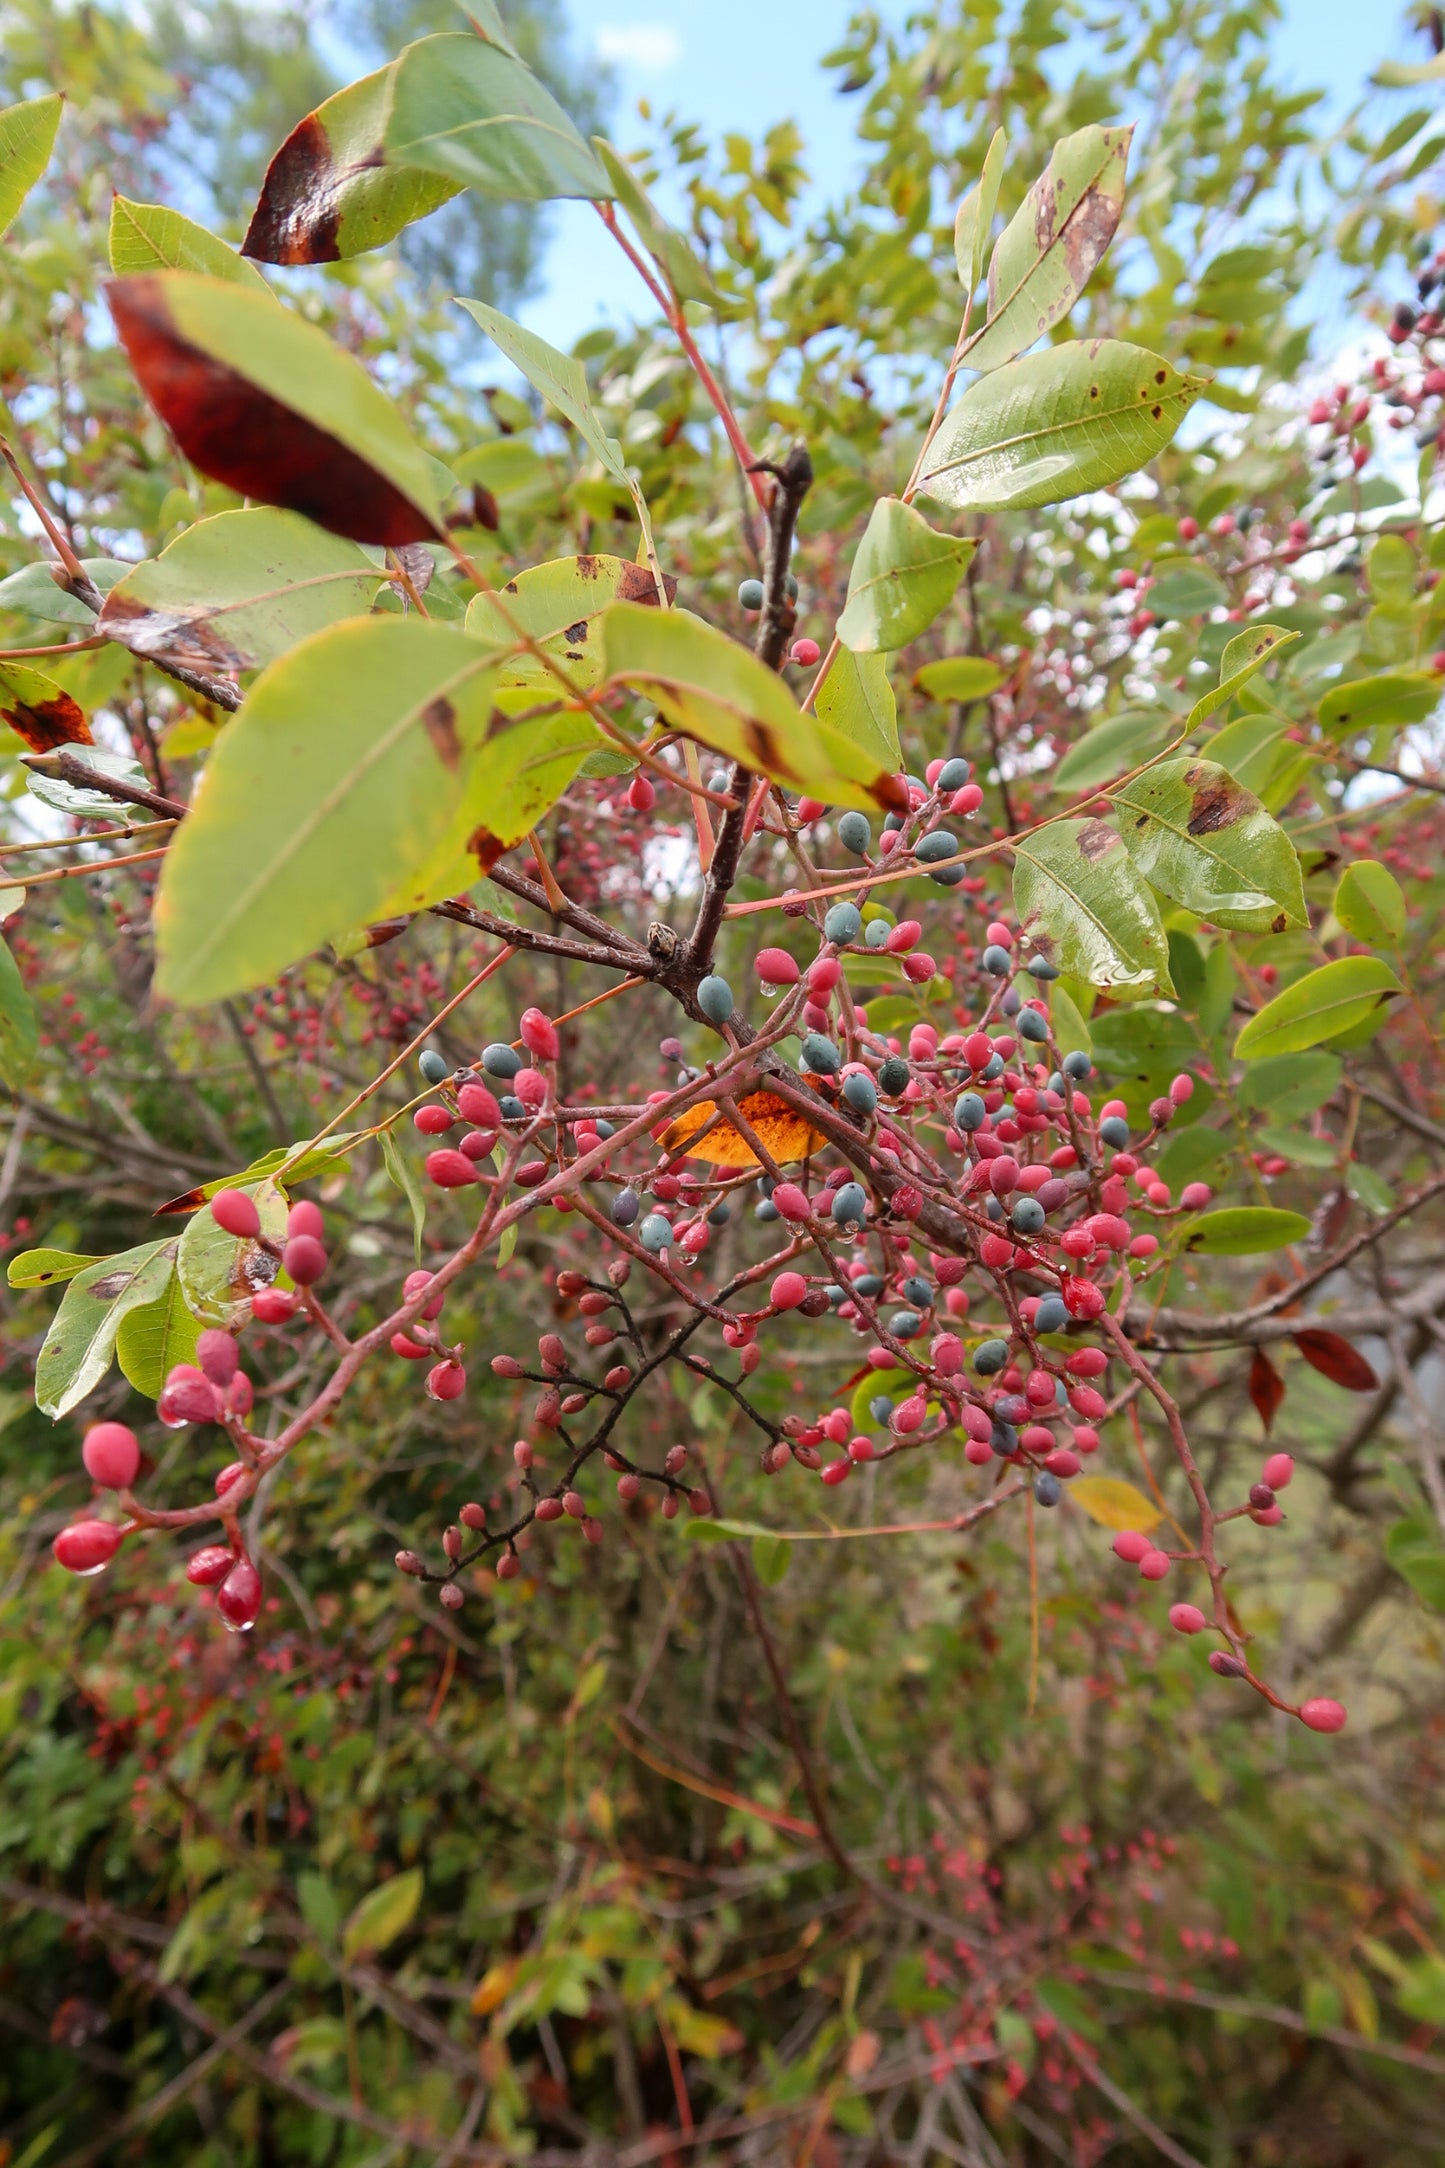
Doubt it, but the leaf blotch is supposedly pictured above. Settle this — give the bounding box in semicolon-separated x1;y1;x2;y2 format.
422;695;461;770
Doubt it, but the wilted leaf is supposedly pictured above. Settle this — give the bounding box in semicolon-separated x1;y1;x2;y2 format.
1184;1207;1311;1255
835;498;975;653
1012;818;1172;993
663;1090;825;1168
599;603;907;815
1249;1348;1285;1433
107;271;444;547
0;92;62;241
109;195;271;289
385;35;611;202
243;60;461;264
99;510;383;676
0;663;92;754
1069;1476;1162;1532
341;1867;423;1961
1234;959;1402;1060
918;341;1203;513
35;1240;177;1418
1110;757;1306;933
1293;1331;1378;1393
962;125;1132;373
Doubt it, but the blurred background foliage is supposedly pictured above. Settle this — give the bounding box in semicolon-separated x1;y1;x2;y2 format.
0;1;1444;2163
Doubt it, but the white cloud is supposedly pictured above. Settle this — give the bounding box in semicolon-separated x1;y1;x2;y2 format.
595;23;682;71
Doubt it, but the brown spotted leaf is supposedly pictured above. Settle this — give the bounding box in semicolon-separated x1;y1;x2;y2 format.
0;662;92;753
1294;1330;1379;1394
962;124;1132;373
106;272;443;548
1110;757;1307;933
466;554;674;708
1250;1348;1285;1434
1012;817;1172;993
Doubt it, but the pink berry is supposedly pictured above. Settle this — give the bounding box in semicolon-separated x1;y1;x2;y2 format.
790;637;821;667
392;1331;431;1359
821;1459;851;1485
186;1544;235;1587
1180;1182;1212;1210
196;1329;239;1387
1263;1452;1294;1490
414;1104;455;1135
287;1200;324;1240
755;947;801;985
217;1555;262;1632
520;1006;560;1060
1299;1696;1347;1733
214;1462;246;1496
1177;516;1199;540
771;1182;810;1220
458;1081;501;1127
950;783;984;814
403;1268;445;1319
426;1148;477;1189
210;1189;260;1239
82;1421;139;1490
283;1234;327;1286
158;1364;222;1427
427;1360;466;1401
252;1287;297;1324
1139;1548;1171;1580
770;1270;808;1310
1169;1603;1207;1634
627;774;655;812
1113;1530;1151;1563
53;1519;122;1575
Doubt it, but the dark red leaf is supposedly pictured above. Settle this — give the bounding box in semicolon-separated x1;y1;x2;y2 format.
1249;1348;1285;1433
0;682;91;754
1294;1330;1379;1393
107;277;438;549
242;114;347;265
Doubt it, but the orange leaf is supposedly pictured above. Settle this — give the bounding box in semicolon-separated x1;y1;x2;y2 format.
1294;1329;1378;1393
1250;1348;1285;1433
662;1089;824;1168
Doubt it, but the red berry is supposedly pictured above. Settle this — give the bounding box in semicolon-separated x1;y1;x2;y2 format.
287;1200;324;1240
217;1555;262;1632
520;1007;560;1060
186;1544;235;1587
414;1104;455;1135
426;1148;477;1189
427;1359;466;1401
391;1332;431;1359
403;1268;444;1320
1299;1696;1347;1733
821;1459;851;1485
790;636;821;667
756;947;801;985
196;1329;239;1387
283;1234;327;1286
158;1365;222;1427
210;1189;260;1239
82;1421;139;1490
627;774;655;811
770;1270;808;1310
458;1081;501;1127
252;1287;298;1323
227;1371;253;1417
53;1519;122;1574
1177;515;1199;540
214;1461;246;1495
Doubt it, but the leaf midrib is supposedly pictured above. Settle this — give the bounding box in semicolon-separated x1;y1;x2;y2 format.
926;375;1195;484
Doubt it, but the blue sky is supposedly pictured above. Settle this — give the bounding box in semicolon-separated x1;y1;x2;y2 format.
527;0;1416;345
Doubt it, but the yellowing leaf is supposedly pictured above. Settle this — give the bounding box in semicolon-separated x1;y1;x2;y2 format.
341;1867;423;1961
662;1089;825;1168
1068;1477;1162;1533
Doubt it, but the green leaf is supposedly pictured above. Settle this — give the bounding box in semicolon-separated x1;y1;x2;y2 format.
913;656;1004;704
751;1533;793;1587
380;1126;427;1266
1012;818;1172;994
835;498;974;653
1185;625;1300;732
177;1181;288;1329
1147;562;1228;618
598;603;904;815
35;1240;177;1419
1047;982;1092;1057
24;746;149;819
1235;1053;1342;1121
243;62;462;265
961;125;1132;374
1317;671;1440;739
1367;533;1417;612
106;271;444;546
680;1516;776;1545
591;138;729;310
0;557;131;626
1184;1207;1311;1255
99;510;384;676
815;647;900;769
385;35;612;202
1334;860;1405;946
1398;1957;1445;2025
109;196;271;290
341;1868;423;1961
153;617;592;1005
455;300;627;484
0;93;62;241
1234;958;1402;1060
1253;1124;1338;1168
465;552;672;700
918;341;1203;514
0;936;38;1084
116;1264;204;1400
953;127;1007;296
1052;709;1173;793
1375;54;1445;85
7;1249;105;1289
1110;757;1306;933
297;1871;342;1945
